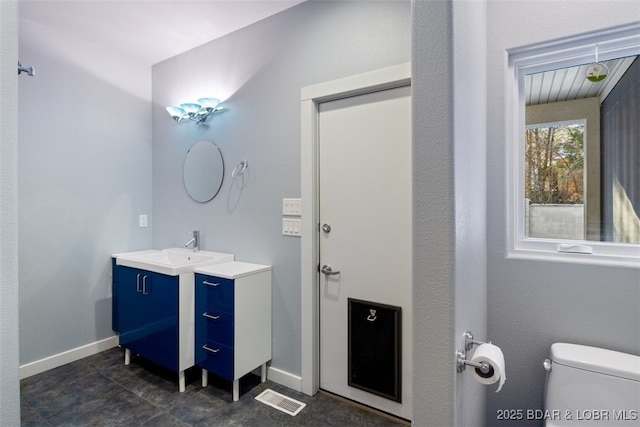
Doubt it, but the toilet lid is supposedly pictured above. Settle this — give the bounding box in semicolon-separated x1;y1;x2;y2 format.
550;343;640;382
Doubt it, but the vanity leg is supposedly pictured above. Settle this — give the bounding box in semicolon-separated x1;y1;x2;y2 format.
202;369;208;388
261;363;267;383
232;379;239;402
124;348;130;366
178;371;186;393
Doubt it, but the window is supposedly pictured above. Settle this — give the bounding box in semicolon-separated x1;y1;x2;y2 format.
525;120;585;240
507;23;640;267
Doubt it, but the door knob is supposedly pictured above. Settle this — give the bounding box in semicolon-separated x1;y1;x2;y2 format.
321;264;340;276
322;223;331;233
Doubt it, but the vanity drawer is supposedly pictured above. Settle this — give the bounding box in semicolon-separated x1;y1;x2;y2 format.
195;274;234;313
195;306;233;346
196;337;233;381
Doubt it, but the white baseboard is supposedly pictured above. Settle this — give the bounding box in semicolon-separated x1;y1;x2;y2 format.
20;336;304;396
267;366;302;392
19;336;118;380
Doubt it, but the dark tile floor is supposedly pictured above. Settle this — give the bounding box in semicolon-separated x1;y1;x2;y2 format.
21;347;408;426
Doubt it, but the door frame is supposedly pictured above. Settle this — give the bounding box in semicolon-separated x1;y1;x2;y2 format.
300;63;411;396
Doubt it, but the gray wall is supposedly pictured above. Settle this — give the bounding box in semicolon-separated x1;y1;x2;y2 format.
0;0;20;424
412;1;456;423
413;0;489;425
17;19;153;365
486;1;640;426
527;205;584;240
452;0;488;425
151;1;410;380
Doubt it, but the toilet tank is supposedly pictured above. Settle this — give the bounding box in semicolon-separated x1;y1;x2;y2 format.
544;343;640;427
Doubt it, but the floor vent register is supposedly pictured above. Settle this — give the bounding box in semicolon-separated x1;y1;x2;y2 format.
255;389;307;416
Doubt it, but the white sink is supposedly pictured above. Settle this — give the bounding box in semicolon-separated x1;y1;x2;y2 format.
113;248;234;276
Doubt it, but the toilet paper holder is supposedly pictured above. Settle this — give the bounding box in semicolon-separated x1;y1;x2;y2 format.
463;331;485;351
456;331;491;374
456;349;491;374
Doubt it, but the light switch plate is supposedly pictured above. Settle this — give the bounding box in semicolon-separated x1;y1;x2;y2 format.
282;218;302;236
283;198;302;216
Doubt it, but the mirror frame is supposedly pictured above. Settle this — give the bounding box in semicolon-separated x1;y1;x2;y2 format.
183;139;224;203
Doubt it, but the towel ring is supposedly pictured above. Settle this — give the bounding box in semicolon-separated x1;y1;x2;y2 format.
232;160;248;178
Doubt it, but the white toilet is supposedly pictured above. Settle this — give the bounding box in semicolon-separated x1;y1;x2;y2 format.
543;343;640;426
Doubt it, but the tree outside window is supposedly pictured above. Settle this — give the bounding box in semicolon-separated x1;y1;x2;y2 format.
525;122;585;205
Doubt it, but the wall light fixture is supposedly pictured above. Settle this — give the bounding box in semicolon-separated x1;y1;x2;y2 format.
166;98;225;123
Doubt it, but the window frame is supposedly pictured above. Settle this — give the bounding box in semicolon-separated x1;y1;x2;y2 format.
506;23;640;268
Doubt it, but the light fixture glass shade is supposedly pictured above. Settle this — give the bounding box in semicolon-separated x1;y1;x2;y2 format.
167;98;225;123
166;106;187;122
197;98;221;110
180;103;202;114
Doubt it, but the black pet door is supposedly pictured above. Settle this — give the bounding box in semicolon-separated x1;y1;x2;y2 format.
348;298;401;402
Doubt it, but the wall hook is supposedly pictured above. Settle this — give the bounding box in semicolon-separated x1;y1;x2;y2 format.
232;160;248;178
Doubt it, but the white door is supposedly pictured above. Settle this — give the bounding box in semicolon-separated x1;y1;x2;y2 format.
318;85;412;419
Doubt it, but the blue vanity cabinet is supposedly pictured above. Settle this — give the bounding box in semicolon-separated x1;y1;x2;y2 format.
112;262;179;372
194;262;272;401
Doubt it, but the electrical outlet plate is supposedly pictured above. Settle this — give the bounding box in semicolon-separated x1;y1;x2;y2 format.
139;214;148;227
283;198;302;216
282;218;301;236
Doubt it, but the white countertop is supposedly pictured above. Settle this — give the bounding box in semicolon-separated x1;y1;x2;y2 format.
112;249;158;258
195;261;272;279
111;248;235;276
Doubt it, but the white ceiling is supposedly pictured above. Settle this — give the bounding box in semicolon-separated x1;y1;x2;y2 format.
525;56;636;106
19;0;306;65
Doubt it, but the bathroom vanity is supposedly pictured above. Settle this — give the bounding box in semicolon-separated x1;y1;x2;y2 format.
111;248;234;391
194;261;272;401
112;264;180;371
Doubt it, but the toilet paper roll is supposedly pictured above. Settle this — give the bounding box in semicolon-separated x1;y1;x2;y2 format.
470;343;506;392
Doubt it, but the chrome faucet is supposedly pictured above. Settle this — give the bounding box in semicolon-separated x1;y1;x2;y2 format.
185;230;200;251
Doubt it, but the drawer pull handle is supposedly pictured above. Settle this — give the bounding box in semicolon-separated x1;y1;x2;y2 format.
202;345;220;354
203;281;220;287
202;312;220;320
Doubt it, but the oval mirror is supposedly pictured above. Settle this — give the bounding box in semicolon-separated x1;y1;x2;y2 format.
183;139;224;203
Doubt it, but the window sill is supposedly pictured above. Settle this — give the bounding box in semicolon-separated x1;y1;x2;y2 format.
508;240;640;269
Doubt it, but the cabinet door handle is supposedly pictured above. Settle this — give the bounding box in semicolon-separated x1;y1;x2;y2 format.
202;344;220;354
203;280;220;287
202;312;221;320
136;274;142;293
142;275;149;295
